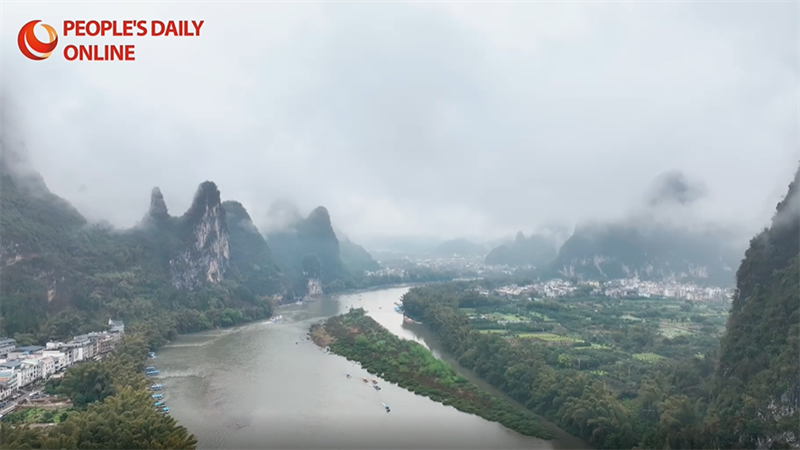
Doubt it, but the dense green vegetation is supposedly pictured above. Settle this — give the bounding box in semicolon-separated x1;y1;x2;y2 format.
460;292;728;366
0;163;278;345
0;329;197;449
712;166;800;447
1;408;71;425
402;284;715;448
401;166;800;449
0;152;455;345
310;309;553;439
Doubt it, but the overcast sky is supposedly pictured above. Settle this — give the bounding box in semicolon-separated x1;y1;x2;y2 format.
2;2;797;243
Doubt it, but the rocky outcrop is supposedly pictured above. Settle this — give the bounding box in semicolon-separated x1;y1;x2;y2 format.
148;187;169;220
307;278;323;297
169;181;230;290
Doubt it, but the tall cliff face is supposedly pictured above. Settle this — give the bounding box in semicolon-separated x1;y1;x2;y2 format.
169;182;230;290
0;144;286;338
713;165;800;448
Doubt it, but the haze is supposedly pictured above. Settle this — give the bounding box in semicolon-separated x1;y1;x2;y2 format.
1;2;797;244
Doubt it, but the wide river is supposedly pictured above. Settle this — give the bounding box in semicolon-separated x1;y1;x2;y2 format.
155;286;589;450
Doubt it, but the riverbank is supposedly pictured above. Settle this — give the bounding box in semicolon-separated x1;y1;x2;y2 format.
309;308;554;440
0;334;198;449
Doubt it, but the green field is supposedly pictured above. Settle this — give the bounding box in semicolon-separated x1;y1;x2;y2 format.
528;311;554;322
516;333;584;343
448;290;727;383
486;313;529;322
1;407;72;424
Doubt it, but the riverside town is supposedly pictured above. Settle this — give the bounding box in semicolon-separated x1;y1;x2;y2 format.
0;320;124;413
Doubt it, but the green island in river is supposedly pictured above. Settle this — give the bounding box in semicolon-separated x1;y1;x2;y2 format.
309;307;554;440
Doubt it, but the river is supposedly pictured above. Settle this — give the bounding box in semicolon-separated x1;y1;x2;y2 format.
154;286;589;450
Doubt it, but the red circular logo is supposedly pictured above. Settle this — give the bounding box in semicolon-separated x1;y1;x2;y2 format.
18;20;59;61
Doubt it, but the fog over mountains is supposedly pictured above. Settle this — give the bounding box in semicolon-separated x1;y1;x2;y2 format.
3;1;797;242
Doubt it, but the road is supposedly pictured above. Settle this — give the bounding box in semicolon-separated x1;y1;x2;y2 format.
0;382;46;417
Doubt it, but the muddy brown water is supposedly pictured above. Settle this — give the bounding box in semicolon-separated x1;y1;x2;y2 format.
154;286;591;449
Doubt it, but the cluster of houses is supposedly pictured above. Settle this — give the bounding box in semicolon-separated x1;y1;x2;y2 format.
0;320;124;401
476;279;733;303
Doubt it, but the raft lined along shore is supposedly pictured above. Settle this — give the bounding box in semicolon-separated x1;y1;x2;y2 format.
309;308;553;440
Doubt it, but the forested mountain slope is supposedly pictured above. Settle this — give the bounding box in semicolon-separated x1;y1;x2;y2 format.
266;206;354;292
712;165;800;448
0;146;285;344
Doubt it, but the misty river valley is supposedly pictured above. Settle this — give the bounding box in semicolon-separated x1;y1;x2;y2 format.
153;287;588;450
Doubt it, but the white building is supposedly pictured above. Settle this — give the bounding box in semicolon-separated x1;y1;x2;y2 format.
0;360;36;389
0;370;16;401
21;359;44;384
29;356;56;379
42;351;68;372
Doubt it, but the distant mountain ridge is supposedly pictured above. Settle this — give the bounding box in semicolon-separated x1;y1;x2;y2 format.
548;221;744;286
485;231;557;267
265;205;365;293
